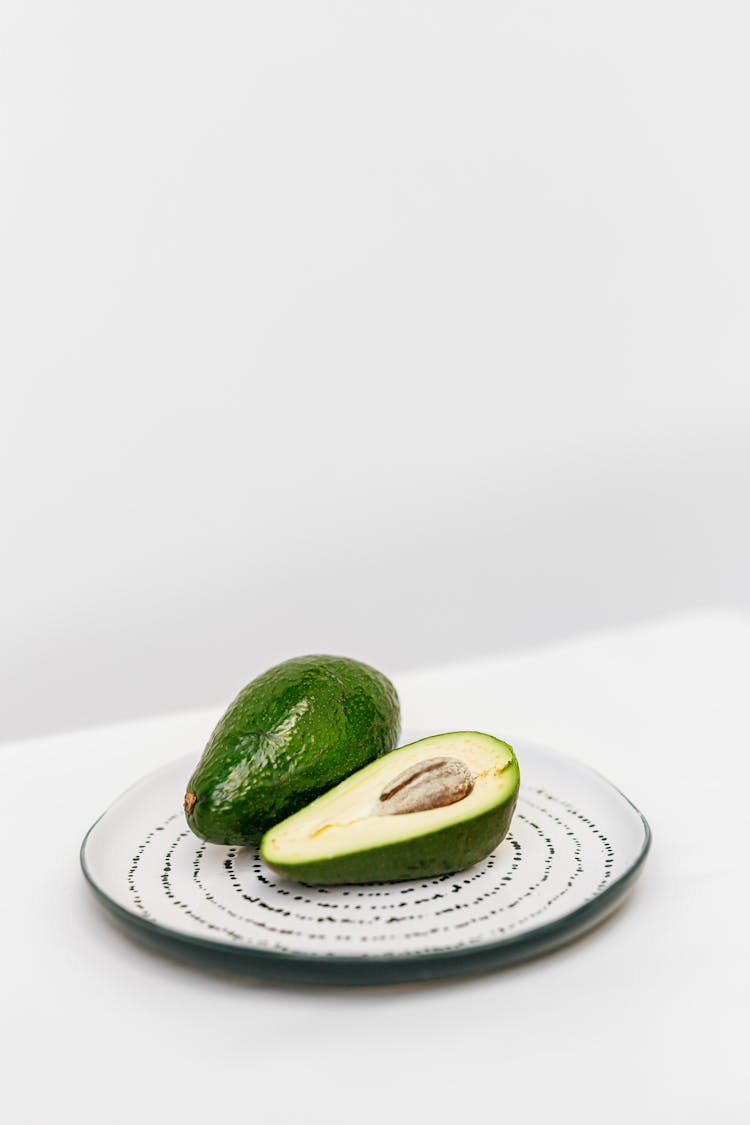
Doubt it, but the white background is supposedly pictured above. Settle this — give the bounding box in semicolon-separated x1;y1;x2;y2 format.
2;2;749;743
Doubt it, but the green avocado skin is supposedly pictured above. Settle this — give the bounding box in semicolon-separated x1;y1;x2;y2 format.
262;775;520;885
185;655;400;846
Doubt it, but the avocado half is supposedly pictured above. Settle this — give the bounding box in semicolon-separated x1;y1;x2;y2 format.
261;732;520;885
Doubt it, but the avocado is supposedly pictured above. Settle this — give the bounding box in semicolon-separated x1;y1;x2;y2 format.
184;655;401;846
260;731;519;884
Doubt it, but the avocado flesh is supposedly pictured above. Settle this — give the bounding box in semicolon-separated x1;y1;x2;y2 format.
184;655;400;846
261;732;519;884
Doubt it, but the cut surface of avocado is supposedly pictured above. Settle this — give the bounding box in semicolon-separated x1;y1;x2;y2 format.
260;732;520;884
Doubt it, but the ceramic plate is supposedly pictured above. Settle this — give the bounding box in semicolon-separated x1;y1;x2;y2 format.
81;733;650;985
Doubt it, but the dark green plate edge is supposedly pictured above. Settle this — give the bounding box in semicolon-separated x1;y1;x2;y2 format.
80;759;652;987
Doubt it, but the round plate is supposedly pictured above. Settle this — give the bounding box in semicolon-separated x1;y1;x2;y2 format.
81;734;651;985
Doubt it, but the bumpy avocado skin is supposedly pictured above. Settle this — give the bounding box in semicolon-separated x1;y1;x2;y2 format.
185;655;401;846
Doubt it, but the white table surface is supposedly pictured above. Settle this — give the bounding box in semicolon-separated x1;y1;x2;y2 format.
3;611;748;1123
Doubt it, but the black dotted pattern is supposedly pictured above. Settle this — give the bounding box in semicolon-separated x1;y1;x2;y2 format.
122;786;617;959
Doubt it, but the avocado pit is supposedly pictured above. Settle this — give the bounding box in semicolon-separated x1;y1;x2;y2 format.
378;756;474;815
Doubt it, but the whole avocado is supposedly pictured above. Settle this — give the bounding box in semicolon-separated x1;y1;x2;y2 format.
184;655;400;846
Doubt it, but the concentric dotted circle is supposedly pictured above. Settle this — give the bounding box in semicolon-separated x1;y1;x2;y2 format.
122;786;616;958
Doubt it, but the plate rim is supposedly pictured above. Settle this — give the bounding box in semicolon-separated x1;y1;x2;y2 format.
80;739;652;984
